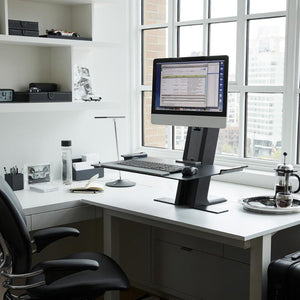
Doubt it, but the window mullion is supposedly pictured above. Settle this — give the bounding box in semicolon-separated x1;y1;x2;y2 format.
235;0;247;158
168;0;176;58
236;0;247;88
281;0;299;164
239;92;246;158
203;0;209;55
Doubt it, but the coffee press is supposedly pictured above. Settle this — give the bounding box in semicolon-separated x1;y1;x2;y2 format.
274;152;300;207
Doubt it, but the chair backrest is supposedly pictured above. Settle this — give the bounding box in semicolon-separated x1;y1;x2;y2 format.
0;176;32;274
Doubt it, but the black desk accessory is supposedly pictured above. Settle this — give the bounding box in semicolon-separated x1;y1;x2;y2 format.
95;116;135;187
4;166;23;191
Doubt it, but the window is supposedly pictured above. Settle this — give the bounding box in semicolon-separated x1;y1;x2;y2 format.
136;0;300;171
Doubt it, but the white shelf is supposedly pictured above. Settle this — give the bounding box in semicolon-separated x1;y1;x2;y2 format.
20;0;114;4
0;34;117;48
0;100;116;113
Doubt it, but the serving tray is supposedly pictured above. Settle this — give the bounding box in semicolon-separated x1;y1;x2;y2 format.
241;196;300;214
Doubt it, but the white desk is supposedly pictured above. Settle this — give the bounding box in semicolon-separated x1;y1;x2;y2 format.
15;173;300;300
81;174;300;300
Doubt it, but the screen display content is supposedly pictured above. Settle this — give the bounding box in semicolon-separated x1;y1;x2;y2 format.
151;56;228;128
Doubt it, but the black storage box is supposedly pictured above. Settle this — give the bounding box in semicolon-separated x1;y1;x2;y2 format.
9;19;39;37
72;167;104;181
14;92;72;103
9;29;39;37
5;173;24;191
29;83;58;92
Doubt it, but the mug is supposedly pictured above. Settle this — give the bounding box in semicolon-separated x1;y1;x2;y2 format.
275;192;293;208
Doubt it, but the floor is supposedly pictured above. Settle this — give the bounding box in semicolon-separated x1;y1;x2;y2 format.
98;288;163;300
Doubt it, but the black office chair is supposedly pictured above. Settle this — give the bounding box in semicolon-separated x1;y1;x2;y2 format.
0;176;130;300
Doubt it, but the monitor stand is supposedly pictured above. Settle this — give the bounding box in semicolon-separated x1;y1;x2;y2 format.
175;127;227;213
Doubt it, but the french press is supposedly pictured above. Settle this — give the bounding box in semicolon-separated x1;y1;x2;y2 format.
274;152;300;196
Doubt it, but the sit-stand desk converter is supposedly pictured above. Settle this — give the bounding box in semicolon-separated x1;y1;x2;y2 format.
102;126;247;214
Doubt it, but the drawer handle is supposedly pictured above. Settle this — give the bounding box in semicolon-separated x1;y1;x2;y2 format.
180;246;193;252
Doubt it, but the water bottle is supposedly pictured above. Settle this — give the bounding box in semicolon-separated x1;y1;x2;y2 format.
61;140;72;185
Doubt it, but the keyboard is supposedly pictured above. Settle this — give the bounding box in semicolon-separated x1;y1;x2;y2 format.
116;159;183;174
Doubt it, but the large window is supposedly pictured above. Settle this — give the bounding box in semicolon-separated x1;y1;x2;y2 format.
136;0;300;169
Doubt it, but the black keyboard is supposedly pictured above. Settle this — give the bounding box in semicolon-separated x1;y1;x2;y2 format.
117;159;183;174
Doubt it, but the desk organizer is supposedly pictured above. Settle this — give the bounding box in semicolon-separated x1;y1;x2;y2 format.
5;173;24;191
72;166;104;181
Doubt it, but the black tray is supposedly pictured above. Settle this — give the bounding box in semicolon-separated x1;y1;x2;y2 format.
14;92;72;103
40;35;92;41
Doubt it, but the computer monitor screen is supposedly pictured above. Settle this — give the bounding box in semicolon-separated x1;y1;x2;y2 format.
151;55;228;128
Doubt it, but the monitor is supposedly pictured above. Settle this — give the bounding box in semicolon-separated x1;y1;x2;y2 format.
151;55;228;128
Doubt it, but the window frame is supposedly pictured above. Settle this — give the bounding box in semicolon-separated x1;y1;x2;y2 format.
130;0;300;187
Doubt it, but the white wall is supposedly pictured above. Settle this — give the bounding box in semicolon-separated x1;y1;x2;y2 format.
0;0;132;180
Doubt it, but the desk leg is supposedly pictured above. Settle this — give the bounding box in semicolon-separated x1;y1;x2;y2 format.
103;210;120;300
249;234;272;300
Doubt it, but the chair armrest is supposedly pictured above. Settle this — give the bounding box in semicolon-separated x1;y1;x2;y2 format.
32;227;80;253
40;259;99;284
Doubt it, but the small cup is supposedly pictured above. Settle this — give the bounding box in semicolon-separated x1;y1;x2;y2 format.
275;192;293;208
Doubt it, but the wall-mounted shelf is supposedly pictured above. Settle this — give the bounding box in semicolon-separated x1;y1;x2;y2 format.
0;34;118;48
0;0;118;109
21;0;114;4
0;100;116;113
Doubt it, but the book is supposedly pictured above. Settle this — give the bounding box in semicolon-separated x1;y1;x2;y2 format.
69;174;104;194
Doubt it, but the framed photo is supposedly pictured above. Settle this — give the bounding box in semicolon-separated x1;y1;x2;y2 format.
26;163;51;184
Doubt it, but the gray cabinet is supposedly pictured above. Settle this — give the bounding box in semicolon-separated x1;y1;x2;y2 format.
118;220;250;300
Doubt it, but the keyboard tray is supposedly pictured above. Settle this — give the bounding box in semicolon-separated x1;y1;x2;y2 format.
101;160;247;181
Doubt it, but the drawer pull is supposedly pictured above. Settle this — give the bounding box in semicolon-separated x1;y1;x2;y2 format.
180;246;193;252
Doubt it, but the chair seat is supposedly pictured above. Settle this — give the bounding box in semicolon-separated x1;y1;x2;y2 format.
27;252;130;300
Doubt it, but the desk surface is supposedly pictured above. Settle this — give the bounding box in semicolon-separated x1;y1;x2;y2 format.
15;171;300;243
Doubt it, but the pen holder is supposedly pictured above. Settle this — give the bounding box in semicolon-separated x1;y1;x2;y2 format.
5;173;24;191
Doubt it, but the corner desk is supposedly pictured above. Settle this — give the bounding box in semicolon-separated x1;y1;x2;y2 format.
15;172;300;300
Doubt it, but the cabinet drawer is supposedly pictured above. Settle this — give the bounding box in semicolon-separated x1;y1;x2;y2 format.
153;228;223;256
153;240;249;300
31;205;96;230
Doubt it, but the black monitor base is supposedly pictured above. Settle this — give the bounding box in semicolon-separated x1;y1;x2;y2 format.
154;196;228;214
172;126;229;213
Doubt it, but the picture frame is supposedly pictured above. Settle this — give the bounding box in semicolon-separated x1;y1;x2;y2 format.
25;163;51;185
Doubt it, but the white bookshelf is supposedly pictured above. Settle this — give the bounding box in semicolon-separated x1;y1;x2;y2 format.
0;0;117;112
